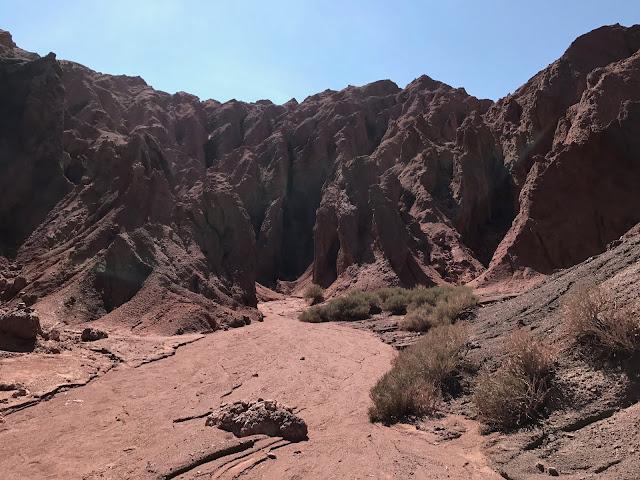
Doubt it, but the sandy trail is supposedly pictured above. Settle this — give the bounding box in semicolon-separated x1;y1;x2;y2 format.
0;298;500;479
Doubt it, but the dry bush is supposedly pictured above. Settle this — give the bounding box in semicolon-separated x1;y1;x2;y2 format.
382;292;410;315
504;331;555;380
377;287;407;303
369;323;469;423
349;290;382;314
299;290;373;323
367;370;439;422
399;286;478;332
303;284;324;304
400;305;438;332
563;286;640;357
298;306;324;323
473;332;555;430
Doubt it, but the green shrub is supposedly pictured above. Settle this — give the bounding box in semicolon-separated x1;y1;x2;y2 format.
299;290;373;323
563;286;640;358
400;305;438;331
299;284;477;327
473;332;555;430
377;287;407;303
348;290;382;314
399;286;477;332
369;323;469;423
407;285;458;311
382;292;410;315
298;306;325;323
303;284;325;304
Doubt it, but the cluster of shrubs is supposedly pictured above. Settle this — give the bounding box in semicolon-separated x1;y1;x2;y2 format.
299;289;381;323
299;285;477;332
365;283;639;429
299;284;479;423
472;285;640;431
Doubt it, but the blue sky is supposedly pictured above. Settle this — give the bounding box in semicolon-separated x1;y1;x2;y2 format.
1;1;639;104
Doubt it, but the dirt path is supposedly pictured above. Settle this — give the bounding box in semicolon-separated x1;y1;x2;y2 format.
0;298;500;479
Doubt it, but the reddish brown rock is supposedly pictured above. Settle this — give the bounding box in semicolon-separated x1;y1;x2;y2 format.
473;24;640;291
0;308;41;340
1;24;640;334
206;400;308;442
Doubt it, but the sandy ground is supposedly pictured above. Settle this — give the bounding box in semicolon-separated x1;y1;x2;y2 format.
0;298;501;479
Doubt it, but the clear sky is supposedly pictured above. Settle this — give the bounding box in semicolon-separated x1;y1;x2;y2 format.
1;1;639;104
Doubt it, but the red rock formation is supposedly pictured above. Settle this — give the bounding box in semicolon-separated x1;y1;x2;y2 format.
473;24;640;291
1;24;640;332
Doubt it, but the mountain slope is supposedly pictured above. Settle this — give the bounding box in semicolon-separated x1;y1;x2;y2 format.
1;24;639;333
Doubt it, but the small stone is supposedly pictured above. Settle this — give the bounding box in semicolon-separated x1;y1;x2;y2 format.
0;382;23;391
11;388;28;398
81;327;108;342
300;357;305;360
536;462;545;472
252;373;259;377
267;453;276;459
47;328;61;342
548;466;559;476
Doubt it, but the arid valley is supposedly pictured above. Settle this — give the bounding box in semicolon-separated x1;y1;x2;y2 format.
1;20;640;480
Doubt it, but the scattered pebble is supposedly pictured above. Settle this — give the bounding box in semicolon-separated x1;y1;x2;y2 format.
548;466;559;476
11;388;28;398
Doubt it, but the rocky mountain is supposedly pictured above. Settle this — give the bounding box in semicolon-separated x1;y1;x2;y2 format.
0;24;639;334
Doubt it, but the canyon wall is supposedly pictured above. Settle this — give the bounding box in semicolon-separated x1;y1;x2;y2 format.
1;24;639;332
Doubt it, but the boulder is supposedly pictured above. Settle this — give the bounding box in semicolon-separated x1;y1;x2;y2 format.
206;399;308;442
80;327;108;342
0;308;41;340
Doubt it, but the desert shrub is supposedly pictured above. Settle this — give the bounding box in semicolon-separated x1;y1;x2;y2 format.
298;306;325;323
382;292;410;315
408;285;458;311
399;286;478;332
299;284;477;327
348;290;382;314
369;323;469;423
473;332;555;430
368;369;439;422
303;284;324;304
504;330;555;381
400;305;438;331
563;286;640;358
299;290;372;323
377;287;407;303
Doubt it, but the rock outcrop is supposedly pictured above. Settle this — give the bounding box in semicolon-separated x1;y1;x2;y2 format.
1;24;639;333
206;400;308;442
472;24;640;291
0;307;41;341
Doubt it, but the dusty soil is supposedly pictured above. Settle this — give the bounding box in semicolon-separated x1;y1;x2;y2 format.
0;298;500;480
